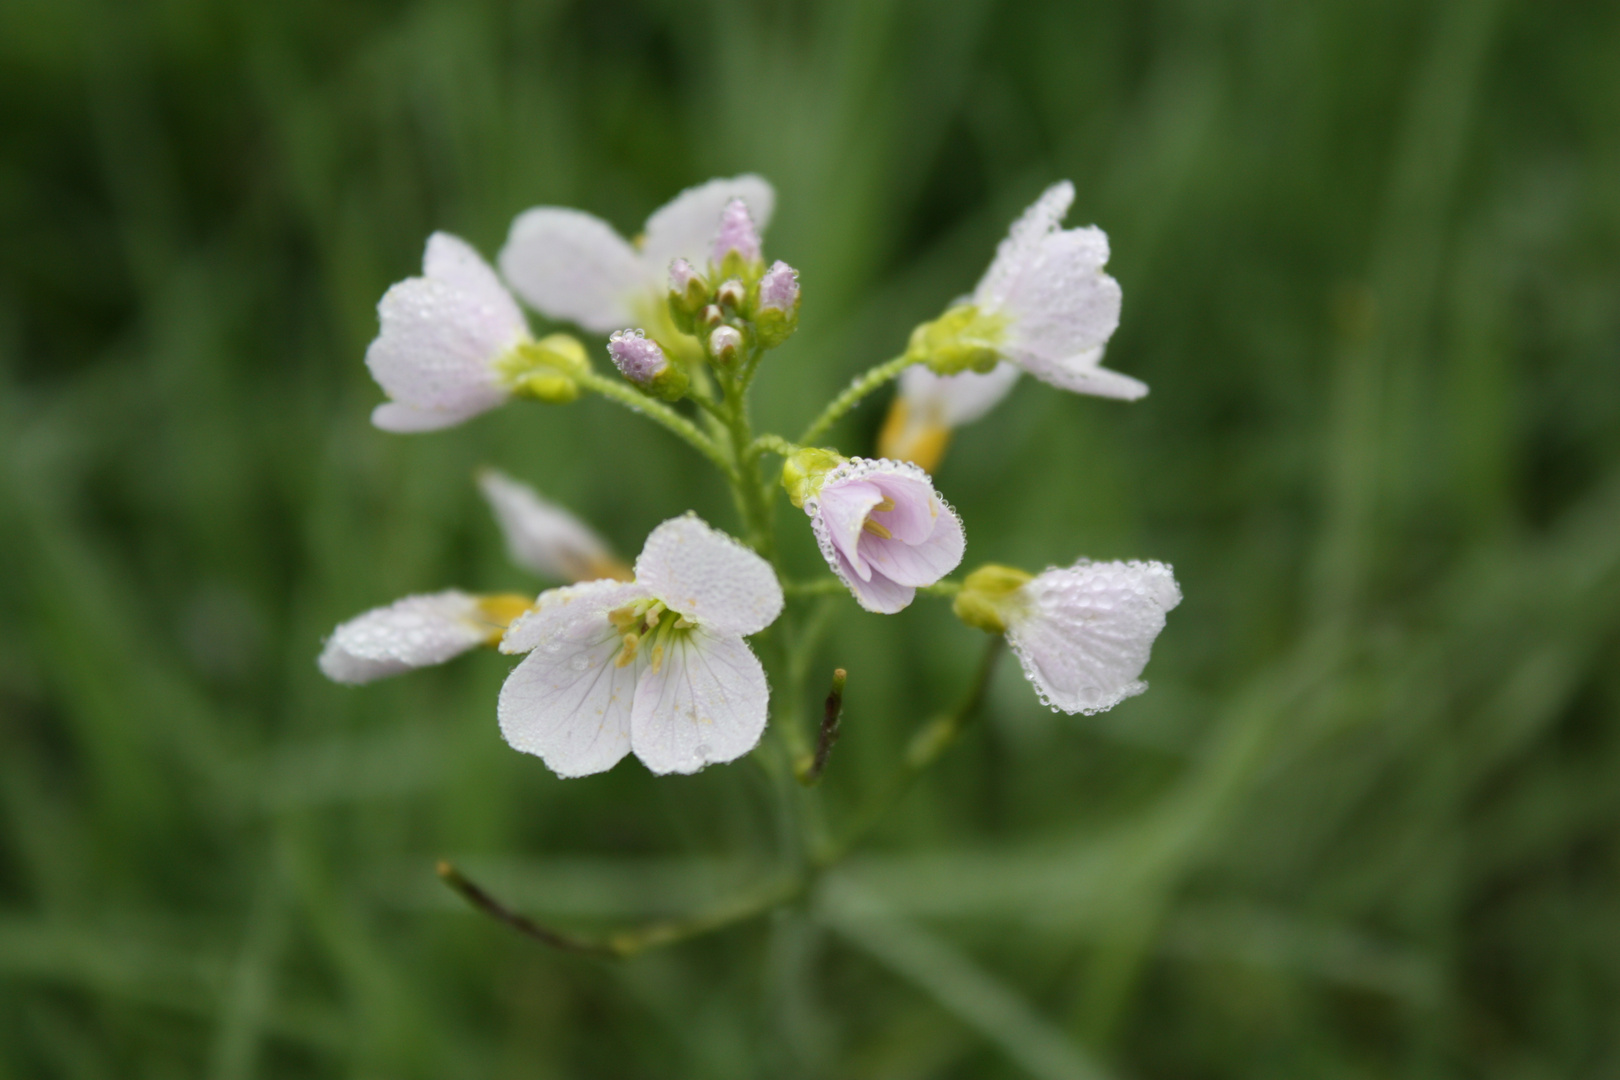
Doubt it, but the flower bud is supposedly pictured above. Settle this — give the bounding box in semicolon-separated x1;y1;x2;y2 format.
780;447;846;508
699;304;725;329
715;277;747;310
709;325;743;366
712;197;763;277
753;260;801;348
496;333;589;404
666;258;710;334
951;564;1034;634
607;329;689;401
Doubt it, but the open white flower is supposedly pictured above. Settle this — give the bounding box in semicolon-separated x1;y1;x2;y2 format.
908;182;1143;401
876;362;1021;472
955;560;1180;714
365;232;587;433
478;469;631;583
319;591;532;684
784;451;965;614
497;514;784;778
498;175;775;335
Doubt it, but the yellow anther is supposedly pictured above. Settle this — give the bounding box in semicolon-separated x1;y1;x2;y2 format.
615;632;641;668
477;593;537;645
862;518;893;540
650;644;665;674
874;497;896;513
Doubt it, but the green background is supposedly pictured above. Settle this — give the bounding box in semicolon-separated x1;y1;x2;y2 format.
4;0;1620;1076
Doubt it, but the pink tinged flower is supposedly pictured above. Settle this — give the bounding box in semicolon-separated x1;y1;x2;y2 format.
319;590;517;684
499;175;775;334
497;514;784;778
366;232;531;432
477;469;631;583
711;197;762;266
758;260;800;312
607;330;670;385
972;181;1144;401
668;257;700;293
1005;560;1181;714
805;458;965;614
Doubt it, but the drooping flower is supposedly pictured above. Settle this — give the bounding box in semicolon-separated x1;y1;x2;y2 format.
876;361;1021;472
477;469;632;583
906;182;1144;400
498;176;775;336
497;514;784;777
953;560;1181;714
319;591;533;684
365;232;588;432
782;450;965;614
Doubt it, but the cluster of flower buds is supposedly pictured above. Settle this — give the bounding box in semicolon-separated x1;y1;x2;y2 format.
327;175;1180;784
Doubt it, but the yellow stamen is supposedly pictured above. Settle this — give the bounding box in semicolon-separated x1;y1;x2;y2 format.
477;593;538;645
874;496;896;513
615;632;640;667
650;644;665;674
862;518;893;539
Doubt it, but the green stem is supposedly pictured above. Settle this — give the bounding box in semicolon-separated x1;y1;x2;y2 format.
751;433;801;459
784;577;846;597
798;353;913;446
578;370;733;477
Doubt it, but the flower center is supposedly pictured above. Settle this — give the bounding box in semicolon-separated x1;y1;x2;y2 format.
607;598;695;673
861;496;897;538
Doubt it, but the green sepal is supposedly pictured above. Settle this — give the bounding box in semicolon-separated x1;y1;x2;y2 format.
780;447;846;508
496;334;589;404
952;563;1033;634
904;304;1010;375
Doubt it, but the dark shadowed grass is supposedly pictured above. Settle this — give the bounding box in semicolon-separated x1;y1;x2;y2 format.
2;0;1619;1077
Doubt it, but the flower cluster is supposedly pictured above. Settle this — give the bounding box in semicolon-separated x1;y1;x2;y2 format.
321;177;1180;781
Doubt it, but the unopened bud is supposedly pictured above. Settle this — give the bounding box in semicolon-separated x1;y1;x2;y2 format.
666;258;710;333
754;260;801;348
716;277;747;310
709;325;743;366
699;304;724;329
607;329;689;401
712;197;762;275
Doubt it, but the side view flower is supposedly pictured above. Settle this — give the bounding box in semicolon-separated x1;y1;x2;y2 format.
319;591;531;685
478;468;632;583
366;232;588;432
906;181;1144;401
783;450;965;613
953;560;1182;714
498;514;784;778
498;175;774;339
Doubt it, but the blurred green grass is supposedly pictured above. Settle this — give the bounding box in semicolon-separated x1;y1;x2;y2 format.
3;0;1619;1076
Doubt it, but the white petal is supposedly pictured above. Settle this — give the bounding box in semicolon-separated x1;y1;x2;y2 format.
856;504;964;587
1005;560;1181;715
1008;344;1147;401
496;580;652;778
478;469;620;582
639;174;776;275
999;229;1122;361
364;277;517;423
828;545;916;614
423;232;526;329
897;362;1021;427
498;208;643;333
371;401;487;433
630;629;768;775
973;181;1075;309
633;514;783;637
318;591;490;684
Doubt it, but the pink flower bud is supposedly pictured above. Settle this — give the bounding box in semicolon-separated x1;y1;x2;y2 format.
607;329;670;385
712;198;762;265
709;325;743;364
758;260;800;313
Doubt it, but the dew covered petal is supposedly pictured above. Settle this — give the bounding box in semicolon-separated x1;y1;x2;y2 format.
629;629;768;775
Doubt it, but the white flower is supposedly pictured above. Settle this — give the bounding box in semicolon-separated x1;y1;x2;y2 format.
960;560;1180;714
497;514;784;777
498;175;775;335
911;182;1143;401
876;362;1021;472
794;455;965;614
477;469;630;583
319;591;531;684
366;233;564;432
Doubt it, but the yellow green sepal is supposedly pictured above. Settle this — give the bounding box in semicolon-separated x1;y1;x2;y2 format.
952;563;1033;634
781;447;846;508
496;334;589;404
904;304;1010;375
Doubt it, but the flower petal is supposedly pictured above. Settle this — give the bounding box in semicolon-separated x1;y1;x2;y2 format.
364;277;517;423
897;362;1021;428
496;580;652;777
423;232;526;329
639;174;776;275
812;479;884;579
478;469;622;582
318;590;490;684
829;546;915;614
1009;344;1147;401
498;208;643;333
371;401;485;433
632;514;783;637
973;181;1075;309
999;229;1122;362
856;502;964;587
629;629;768;775
1005;559;1181;715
